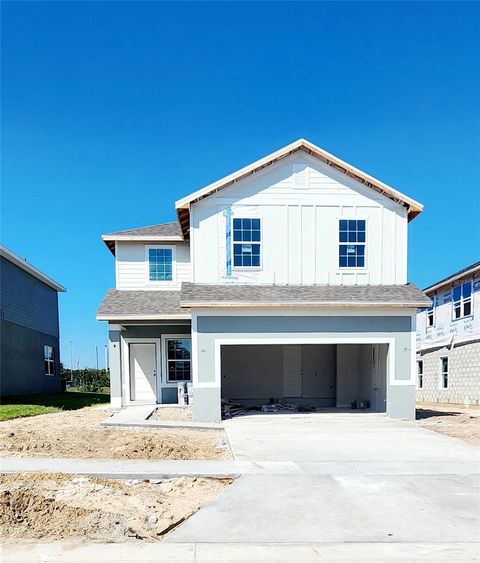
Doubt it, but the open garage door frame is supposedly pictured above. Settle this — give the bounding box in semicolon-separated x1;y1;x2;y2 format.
212;336;412;389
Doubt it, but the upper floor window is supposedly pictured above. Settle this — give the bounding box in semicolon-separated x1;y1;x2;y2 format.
233;218;261;268
339;219;366;268
427;302;435;328
44;345;55;376
452;281;472;320
148;247;173;281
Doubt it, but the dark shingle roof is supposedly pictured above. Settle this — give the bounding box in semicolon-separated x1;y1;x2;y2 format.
103;221;183;238
180;283;431;308
97;289;190;319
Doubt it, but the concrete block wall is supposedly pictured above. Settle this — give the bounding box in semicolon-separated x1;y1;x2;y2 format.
416;341;480;406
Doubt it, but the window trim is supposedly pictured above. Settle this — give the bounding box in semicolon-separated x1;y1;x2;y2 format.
439;356;449;389
231;216;262;271
145;244;176;285
44;345;55;376
426;298;435;330
161;334;192;384
451;280;473;322
417;360;423;389
337;217;368;270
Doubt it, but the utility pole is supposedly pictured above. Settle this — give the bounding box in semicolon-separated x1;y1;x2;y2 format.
69;341;74;382
95;345;99;370
104;344;109;371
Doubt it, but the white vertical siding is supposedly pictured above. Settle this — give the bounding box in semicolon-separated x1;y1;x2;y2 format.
191;152;408;285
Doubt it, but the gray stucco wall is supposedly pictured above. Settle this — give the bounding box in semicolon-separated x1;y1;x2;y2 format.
1;320;61;396
194;314;415;422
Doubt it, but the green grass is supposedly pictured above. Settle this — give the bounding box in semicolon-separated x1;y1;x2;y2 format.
0;391;110;421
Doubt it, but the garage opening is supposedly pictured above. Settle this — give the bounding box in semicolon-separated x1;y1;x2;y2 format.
220;343;388;414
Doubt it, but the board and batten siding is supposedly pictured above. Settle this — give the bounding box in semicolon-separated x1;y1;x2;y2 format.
116;242;191;290
191;152;408;286
0;256;59;337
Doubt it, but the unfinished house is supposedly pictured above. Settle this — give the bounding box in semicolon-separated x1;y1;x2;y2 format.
97;138;430;421
416;261;480;406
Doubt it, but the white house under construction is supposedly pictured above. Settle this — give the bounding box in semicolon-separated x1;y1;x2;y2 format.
416;261;480;407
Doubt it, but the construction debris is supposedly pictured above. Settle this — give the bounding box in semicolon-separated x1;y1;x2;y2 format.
222;400;316;419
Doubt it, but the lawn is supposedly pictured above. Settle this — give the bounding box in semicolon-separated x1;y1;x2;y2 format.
0;391;110;421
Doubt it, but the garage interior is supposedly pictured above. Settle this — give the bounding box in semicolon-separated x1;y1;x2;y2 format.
221;344;388;412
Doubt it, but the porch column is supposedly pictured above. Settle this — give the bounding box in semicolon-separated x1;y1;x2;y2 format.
108;325;122;409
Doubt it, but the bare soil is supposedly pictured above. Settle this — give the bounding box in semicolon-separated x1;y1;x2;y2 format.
416;406;480;446
151;406;193;421
0;407;230;460
0;472;231;543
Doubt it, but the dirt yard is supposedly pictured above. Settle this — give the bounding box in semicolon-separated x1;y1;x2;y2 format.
0;472;231;543
416;405;480;446
151;406;192;421
0;407;230;460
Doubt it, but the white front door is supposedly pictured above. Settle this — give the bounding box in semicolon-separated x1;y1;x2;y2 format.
130;343;156;402
283;345;302;397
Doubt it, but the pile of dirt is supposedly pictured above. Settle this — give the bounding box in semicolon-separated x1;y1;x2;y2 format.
0;407;230;460
417;408;480;446
0;472;231;543
151;406;193;421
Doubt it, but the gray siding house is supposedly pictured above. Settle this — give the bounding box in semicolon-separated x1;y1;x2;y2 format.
97;139;430;422
416;261;480;406
1;245;65;396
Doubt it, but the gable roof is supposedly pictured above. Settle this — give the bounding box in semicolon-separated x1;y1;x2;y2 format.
102;221;184;254
175;138;424;239
423;260;480;294
180;282;431;308
0;245;66;292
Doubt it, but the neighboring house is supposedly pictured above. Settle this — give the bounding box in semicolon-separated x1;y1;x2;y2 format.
0;245;65;396
97;138;430;422
416;262;480;406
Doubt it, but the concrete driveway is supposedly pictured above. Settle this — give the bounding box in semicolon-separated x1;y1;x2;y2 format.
168;412;480;559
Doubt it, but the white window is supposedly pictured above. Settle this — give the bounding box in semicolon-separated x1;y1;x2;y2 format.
417;360;423;389
147;246;175;282
232;218;261;268
165;338;191;382
440;356;448;389
44;345;55;376
426;302;435;329
452;281;472;320
339;220;366;268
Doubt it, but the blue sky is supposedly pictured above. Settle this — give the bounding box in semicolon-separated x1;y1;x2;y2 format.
2;1;479;367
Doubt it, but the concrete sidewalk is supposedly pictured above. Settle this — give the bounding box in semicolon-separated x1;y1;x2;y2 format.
2;541;479;562
102;405;223;430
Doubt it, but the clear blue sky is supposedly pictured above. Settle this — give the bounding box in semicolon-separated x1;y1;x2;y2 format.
2;1;479;368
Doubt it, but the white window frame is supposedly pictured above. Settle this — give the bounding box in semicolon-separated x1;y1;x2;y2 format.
161;334;192;384
439;356;449;389
338;217;368;270
44;345;55;376
452;280;473;321
426;300;435;330
417;360;423;389
231;217;262;271
145;245;176;285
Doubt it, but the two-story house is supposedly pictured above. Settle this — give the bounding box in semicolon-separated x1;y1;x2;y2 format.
1;244;65;396
97;139;430;422
416;261;480;406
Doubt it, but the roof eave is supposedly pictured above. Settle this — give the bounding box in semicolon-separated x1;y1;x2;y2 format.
174;138;424;238
424;264;480;294
180;301;431;309
96;313;191;321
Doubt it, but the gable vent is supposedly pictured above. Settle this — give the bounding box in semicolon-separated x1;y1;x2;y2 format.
293;162;308;188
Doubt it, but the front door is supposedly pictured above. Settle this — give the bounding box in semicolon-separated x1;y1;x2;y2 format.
283;345;302;397
130;343;156;402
